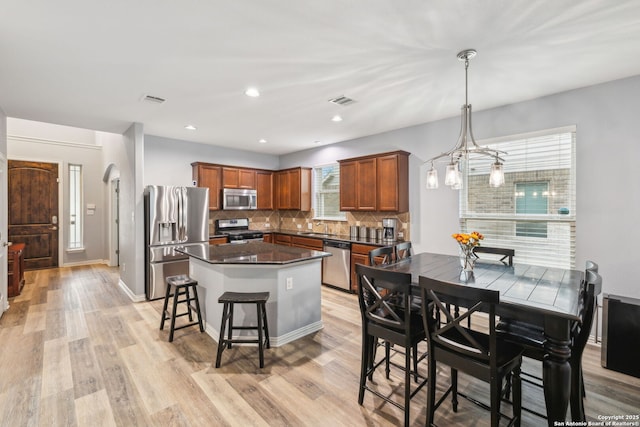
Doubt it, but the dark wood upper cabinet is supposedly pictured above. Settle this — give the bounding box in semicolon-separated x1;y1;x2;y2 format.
339;161;357;211
339;158;376;211
377;152;409;212
339;151;409;213
256;170;274;210
192;163;223;210
222;167;256;189
193;163;310;211
275;167;311;211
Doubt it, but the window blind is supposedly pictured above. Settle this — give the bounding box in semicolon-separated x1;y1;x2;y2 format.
313;163;346;220
460;128;576;268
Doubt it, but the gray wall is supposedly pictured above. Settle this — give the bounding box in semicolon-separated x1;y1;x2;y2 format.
281;74;640;299
102;122;145;298
0;107;7;314
144;134;280;186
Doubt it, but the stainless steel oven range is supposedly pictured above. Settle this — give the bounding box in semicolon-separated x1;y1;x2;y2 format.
215;218;264;243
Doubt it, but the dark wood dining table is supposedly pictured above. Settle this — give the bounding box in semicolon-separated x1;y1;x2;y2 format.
378;251;585;426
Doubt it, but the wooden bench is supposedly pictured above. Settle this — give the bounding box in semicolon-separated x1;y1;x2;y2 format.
473;246;514;266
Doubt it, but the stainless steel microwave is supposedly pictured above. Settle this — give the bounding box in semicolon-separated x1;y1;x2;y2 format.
222;188;257;210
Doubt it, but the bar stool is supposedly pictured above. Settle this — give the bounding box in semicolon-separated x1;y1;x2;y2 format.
160;275;204;342
215;291;270;368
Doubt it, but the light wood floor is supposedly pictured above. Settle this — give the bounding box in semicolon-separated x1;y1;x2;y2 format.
1;264;639;426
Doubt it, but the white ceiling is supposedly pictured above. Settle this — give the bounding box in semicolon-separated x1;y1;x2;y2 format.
2;0;640;155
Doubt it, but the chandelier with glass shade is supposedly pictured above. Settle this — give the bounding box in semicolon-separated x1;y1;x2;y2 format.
425;49;506;190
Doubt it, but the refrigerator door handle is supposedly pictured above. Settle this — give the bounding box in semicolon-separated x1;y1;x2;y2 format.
178;187;187;242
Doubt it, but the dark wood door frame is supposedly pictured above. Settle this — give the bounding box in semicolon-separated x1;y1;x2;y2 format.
8;160;60;270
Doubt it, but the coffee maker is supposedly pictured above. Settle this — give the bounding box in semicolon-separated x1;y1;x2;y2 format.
382;218;398;241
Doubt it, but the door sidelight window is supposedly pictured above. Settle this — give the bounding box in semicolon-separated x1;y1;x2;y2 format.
69;164;83;249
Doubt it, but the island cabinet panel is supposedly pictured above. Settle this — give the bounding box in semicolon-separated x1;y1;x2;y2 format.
275;167;311;211
291;236;323;250
256;171;274;210
263;233;273;243
192;163;222;210
338;150;409;213
223;167;256;189
209;237;228;245
273;233;292;246
350;243;379;292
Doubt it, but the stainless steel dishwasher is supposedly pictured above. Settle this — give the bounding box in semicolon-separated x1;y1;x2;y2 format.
322;239;351;291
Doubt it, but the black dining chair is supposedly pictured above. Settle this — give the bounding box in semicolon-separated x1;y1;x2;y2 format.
394;241;413;261
356;264;427;427
367;245;397;377
368;245;395;265
498;262;602;421
419;275;524;427
473;246;515;266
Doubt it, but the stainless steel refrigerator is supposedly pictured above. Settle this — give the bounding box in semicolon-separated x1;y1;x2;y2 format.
144;185;209;300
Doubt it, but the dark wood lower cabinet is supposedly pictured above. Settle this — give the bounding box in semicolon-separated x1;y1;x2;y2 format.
8;243;26;297
209;237;228;245
350;243;378;292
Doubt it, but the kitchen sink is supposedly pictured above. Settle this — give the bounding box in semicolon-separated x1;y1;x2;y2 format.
297;231;335;237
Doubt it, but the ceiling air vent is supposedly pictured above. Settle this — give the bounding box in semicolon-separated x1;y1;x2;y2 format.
328;95;356;106
142;94;166;104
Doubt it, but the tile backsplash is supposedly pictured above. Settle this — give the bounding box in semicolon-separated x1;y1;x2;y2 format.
210;209;410;241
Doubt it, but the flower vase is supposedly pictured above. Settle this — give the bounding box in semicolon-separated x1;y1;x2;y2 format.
459;247;477;272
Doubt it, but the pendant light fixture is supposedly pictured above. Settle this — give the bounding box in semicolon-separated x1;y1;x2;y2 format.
425;49;506;190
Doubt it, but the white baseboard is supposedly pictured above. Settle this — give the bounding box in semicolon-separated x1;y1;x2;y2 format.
204;320;323;347
118;279;146;303
61;259;110;267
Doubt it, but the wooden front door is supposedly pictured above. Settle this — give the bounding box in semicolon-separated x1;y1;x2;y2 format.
8;160;59;270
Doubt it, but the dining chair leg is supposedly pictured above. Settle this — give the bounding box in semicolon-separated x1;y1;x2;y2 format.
358;333;369;405
404;341;411;427
490;377;501;427
385;341;391;379
426;353;436;427
513;366;522;427
451;368;458;412
570;359;586;421
367;336;376;381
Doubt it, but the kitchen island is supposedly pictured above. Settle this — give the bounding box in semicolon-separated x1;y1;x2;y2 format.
177;242;330;347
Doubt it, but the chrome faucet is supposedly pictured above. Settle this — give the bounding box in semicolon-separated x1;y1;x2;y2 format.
316;221;329;234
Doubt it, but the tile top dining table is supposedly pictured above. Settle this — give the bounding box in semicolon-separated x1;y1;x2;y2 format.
379;251;585;425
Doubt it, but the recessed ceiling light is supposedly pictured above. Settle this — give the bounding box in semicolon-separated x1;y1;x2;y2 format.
314;140;322;144
331;115;343;122
184;125;197;130
258;139;267;144
245;87;260;97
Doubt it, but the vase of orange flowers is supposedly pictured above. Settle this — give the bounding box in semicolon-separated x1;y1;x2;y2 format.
452;231;484;272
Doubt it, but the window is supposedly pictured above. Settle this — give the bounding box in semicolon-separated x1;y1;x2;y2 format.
69;164;83;249
460;127;576;268
515;182;549;238
313;163;346;221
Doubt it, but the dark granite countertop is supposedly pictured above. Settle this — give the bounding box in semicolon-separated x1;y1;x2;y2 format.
177;241;330;265
266;230;405;247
